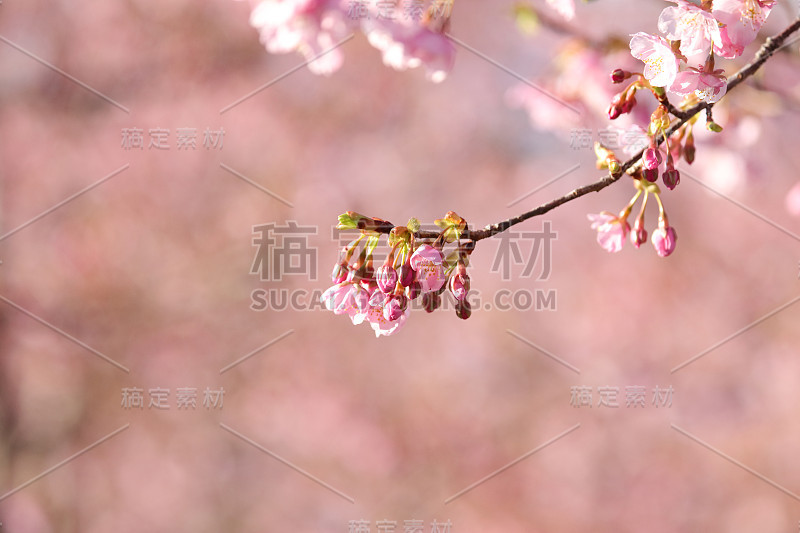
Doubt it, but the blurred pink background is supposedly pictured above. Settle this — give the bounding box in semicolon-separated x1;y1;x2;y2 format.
1;1;799;532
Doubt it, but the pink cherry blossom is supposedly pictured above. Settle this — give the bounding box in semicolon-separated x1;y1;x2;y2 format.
713;0;776;58
588;212;631;253
248;0;353;76
651;224;678;257
363;17;455;83
629;33;680;88
320;280;370;324
785;182;800;217
546;0;576;21
671;66;727;103
410;244;447;292
365;298;409;337
658;0;723;57
321;281;350;313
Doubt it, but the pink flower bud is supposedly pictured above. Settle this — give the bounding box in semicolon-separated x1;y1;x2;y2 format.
620;94;637;114
383;294;408;322
630;219;648;249
662;168;680;190
643;167;659;182
448;265;470;301
651;224;677;257
455;299;472;320
610;68;629;84
422;292;441;313
607;93;624;120
643;147;662;170
376;265;398;294
399;263;415;287
331;262;348;284
406;280;422;301
684;133;695;164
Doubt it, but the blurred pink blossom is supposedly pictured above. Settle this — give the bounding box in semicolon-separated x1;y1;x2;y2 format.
363;17;455;83
713;0;776;58
658;0;722;57
507;46;633;132
248;0;353;75
786;182;800;217
546;0;576;20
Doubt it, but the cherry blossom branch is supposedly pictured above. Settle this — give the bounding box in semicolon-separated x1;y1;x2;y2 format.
371;16;800;243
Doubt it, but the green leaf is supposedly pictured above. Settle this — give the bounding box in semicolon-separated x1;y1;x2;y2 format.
336;211;365;230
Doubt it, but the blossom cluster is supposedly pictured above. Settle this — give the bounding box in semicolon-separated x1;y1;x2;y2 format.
589;0;777;257
321;211;472;337
587;172;678;257
628;0;775;102
244;0;456;82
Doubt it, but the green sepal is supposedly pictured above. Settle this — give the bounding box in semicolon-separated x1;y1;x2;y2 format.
336;211;367;230
434;211;466;243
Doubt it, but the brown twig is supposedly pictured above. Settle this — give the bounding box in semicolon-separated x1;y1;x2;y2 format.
374;17;800;243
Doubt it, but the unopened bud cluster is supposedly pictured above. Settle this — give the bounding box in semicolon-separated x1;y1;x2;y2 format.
321;211;473;337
